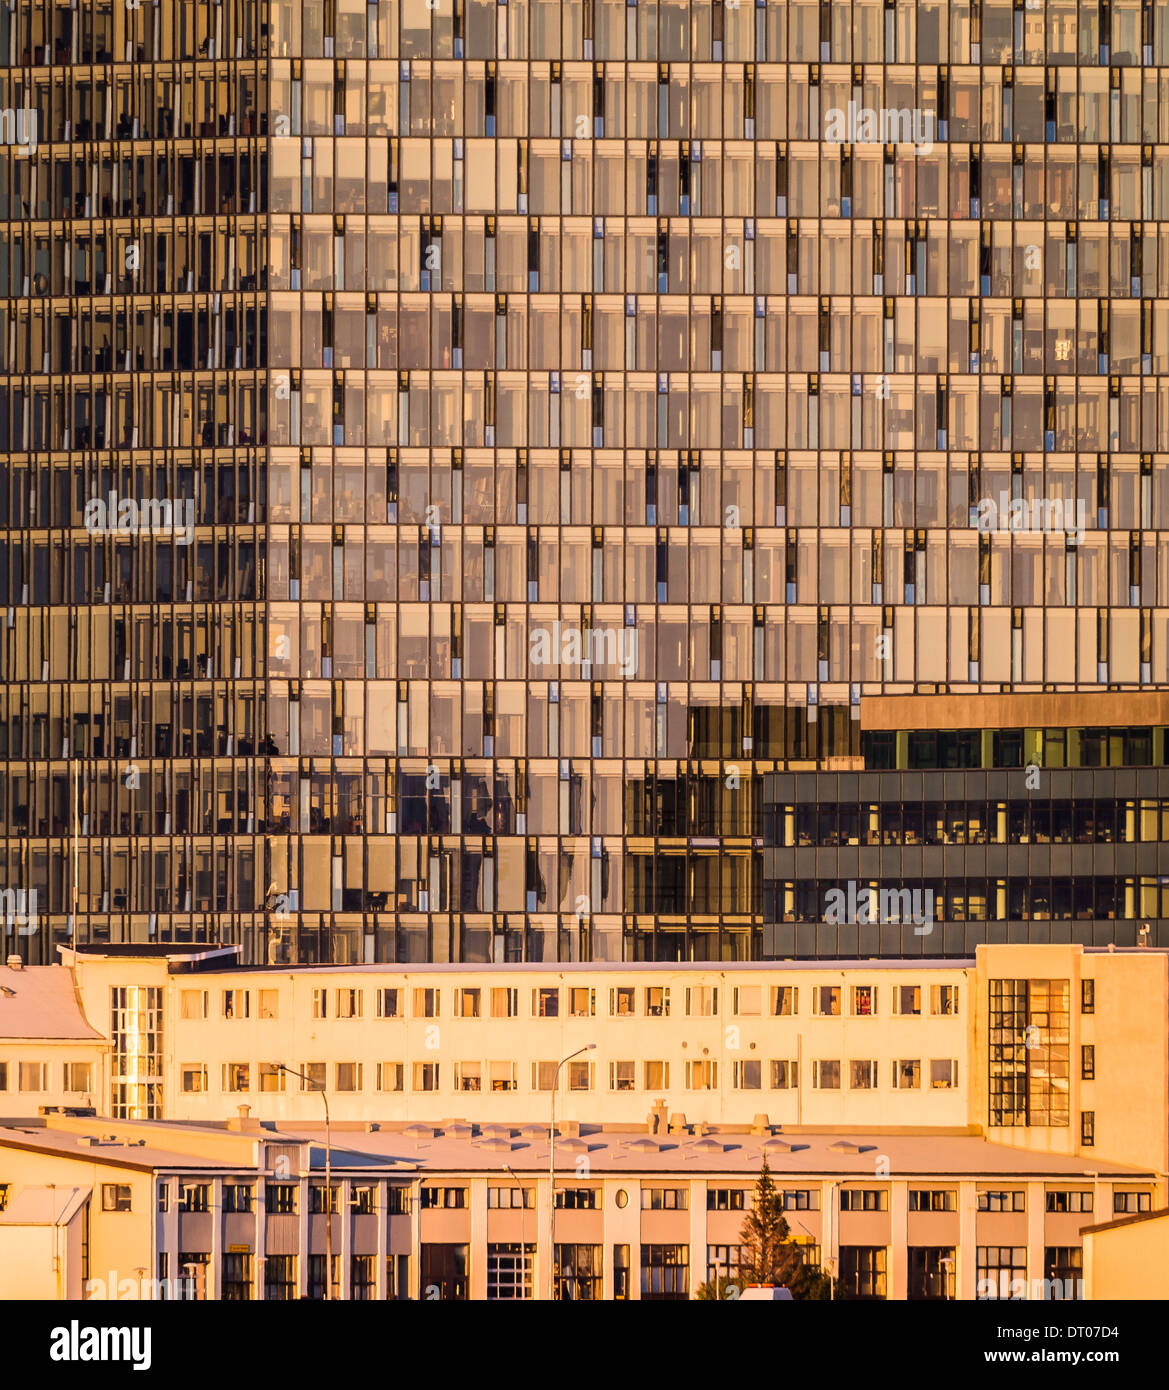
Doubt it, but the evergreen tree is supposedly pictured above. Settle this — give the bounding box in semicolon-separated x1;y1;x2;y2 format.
738;1157;802;1287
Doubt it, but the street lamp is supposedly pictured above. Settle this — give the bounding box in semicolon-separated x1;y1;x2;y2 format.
277;1063;332;1299
548;1043;595;1300
504;1164;531;1299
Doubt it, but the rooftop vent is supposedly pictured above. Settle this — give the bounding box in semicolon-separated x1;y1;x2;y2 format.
5;955;21;970
478;1137;513;1153
403;1123;435;1139
828;1140;876;1154
625;1137;658;1154
667;1113;688;1134
519;1124;547;1140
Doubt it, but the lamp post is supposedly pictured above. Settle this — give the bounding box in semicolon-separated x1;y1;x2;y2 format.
278;1063;332;1299
548;1043;595;1300
504;1164;530;1299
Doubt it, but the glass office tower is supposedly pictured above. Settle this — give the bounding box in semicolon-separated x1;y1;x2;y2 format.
2;0;1168;966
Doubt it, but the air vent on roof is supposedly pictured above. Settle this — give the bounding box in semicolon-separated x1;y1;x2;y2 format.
690;1137;724;1154
444;1123;472;1139
762;1138;795;1152
478;1137;513;1152
403;1123;435;1139
557;1138;587;1154
480;1124;510;1140
519;1124;547;1140
625;1138;658;1153
828;1140;876;1154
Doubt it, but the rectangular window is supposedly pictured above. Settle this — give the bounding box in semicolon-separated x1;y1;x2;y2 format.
977;1191;1025;1212
782;1190;820;1211
609;1060;635;1091
706;1189;746;1211
555;1244;603;1301
532;987;559;1018
180;990;207;1020
686;1059;718;1090
849;1059;877;1089
734;1059;762;1090
101;1184;132;1212
157;1184;169;1213
812;1059;841;1089
455;988;481;1017
930;1059;958;1089
420;1187;467;1210
309;1185;339;1215
989;979;1071;1129
335;989;363;1019
640;1245;690;1301
265;1184;297;1215
1043;1248;1084;1300
222;1062;250;1092
307;1255;340;1302
1113;1191;1151;1214
894;985;922;1015
977;1246;1027;1300
258;1063;285;1093
532;1061;557;1091
487;1243;535;1300
1045;1191;1093;1213
642;1188;688;1210
770;1059;798;1089
18;1062;46;1091
568;987;595;1017
838;1246;887;1298
908;1246;955;1300
931;985;959;1016
413;988;439;1018
179;1183;210;1214
181;1064;207;1093
222;1253;253;1301
376;988;402;1018
813;986;840;1016
685;986;718;1017
644;987;670;1017
644;1060;670;1090
335;1062;363;1092
610;986;636;1016
490;1061;517;1092
312;988;327;1019
64;1062;93;1092
490;987;519;1018
413;1062;439;1091
734;986;761;1016
840;1190;887;1212
224;1184;254;1214
387;1188;411;1215
300;1063;326;1092
851;985;877;1016
908;1190;957;1212
455;1061;482;1092
1081;1045;1095;1080
568;1060;593;1091
488;1186;534;1209
893;1059;921;1089
377;1062;404;1092
386;1253;411;1299
1080;1111;1095;1146
222;990;249;1020
554;1189;599;1210
1081;979;1095;1014
771;986;797;1016
351;1254;376;1301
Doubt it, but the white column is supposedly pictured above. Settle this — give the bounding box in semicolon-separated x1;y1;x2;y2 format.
1026;1181;1045;1299
957;1180;977;1300
889;1181;908;1300
207;1177;222;1300
375;1180;388;1300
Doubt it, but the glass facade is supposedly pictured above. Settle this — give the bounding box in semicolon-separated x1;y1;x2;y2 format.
3;0;1168;966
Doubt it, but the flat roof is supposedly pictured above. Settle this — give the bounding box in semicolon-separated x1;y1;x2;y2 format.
8;1117;1145;1180
1081;1207;1169;1237
143;958;977;976
0;967;104;1041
